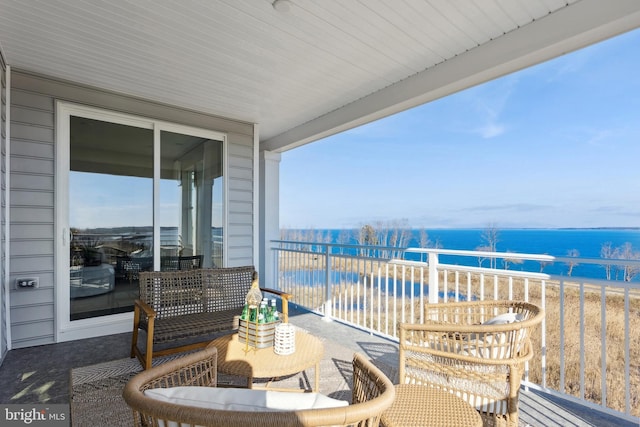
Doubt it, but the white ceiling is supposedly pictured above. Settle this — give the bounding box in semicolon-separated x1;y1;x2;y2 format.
1;0;639;152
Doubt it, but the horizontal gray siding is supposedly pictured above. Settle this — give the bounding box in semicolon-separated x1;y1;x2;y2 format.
227;133;254;265
11;304;54;324
9;79;54;348
9;70;255;348
10;206;53;224
12;320;54;347
10;239;54;256
9;280;54;305
10;190;53;206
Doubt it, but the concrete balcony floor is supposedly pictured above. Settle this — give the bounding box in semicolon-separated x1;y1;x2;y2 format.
0;306;636;427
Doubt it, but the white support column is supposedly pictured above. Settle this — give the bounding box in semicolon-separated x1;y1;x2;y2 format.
259;150;281;288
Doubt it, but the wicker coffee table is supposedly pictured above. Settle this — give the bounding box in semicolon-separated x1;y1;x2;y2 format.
207;331;324;391
381;384;482;427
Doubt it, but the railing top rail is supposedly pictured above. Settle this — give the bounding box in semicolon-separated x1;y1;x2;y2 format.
391;258;552;280
404;247;640;267
272;246;392;263
405;247;555;262
388;258;640;287
388;259;428;268
552;255;640;267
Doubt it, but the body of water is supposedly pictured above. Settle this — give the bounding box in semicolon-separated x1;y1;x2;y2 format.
299;228;640;281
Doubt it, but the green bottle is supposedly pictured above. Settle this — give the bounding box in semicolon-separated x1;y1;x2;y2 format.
266;301;273;322
240;304;249;321
258;302;267;324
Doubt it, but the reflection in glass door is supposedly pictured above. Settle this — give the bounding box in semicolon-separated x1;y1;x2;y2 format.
160;131;224;270
64;110;226;323
69;116;153;320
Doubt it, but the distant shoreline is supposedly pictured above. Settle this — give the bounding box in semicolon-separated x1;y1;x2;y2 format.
284;227;640;231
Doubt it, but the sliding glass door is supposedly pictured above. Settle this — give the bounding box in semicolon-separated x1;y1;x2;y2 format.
69;116;154;320
57;103;226;332
159;130;224;271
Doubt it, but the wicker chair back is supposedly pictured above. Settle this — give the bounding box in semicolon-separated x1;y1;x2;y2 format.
399;300;544;427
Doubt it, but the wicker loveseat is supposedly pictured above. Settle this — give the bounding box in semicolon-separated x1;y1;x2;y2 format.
123;347;396;427
398;300;544;427
130;265;290;369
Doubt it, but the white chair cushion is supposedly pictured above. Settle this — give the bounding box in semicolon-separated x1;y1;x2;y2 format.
460;312;527;359
144;386;348;412
482;312;524;325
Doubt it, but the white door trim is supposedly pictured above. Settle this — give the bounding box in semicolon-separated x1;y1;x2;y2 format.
55;101;227;342
2;60;11;351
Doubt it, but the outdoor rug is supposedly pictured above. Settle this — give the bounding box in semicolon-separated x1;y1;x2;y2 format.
69;339;397;427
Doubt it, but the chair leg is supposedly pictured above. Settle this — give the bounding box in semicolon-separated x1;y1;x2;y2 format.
507;364;524;425
144;317;155;370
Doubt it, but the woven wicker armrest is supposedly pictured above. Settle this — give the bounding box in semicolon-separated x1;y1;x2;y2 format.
133;298;156;318
260;287;292;322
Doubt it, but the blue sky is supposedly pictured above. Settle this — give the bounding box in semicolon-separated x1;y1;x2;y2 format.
280;28;640;230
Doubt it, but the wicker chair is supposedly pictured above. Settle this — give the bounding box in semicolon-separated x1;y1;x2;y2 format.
123;347;396;427
398;300;544;427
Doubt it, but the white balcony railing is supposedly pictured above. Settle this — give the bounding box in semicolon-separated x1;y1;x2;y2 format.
270;240;640;422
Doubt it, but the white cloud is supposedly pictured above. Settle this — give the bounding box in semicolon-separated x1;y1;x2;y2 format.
476;122;506;139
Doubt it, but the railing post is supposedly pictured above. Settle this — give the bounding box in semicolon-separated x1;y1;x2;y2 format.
323;244;333;321
428;251;439;304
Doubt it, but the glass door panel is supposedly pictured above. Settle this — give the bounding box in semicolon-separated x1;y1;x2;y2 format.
69;116;153;320
160;131;223;270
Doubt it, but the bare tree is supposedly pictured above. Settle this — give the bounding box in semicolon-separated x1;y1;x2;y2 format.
337;228;352;254
357;219;412;258
503;251;523;270
480;224;500;268
369;219;410;257
372;220;387;248
385;219;412;258
358;224;377;256
566;249;580;276
475;245;492;267
600;242;616;280
280;227;304;242
618;242;640;282
358;224;377;245
419;228;431;248
315;229;332;246
539;254;551;272
417;228;432;262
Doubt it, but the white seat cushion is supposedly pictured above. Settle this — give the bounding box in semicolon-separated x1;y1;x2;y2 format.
482;312;524;325
459;312;527;359
144;386;348;412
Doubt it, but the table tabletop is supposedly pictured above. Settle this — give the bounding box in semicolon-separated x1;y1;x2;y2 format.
207;331;324;391
381;384;482;427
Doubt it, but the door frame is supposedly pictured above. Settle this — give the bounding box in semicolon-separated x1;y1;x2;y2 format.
1;55;10;353
55;101;228;342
